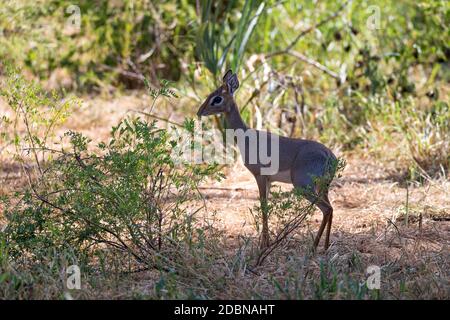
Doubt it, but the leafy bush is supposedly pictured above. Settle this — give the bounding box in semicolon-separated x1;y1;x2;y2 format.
3;117;220;271
1;70;221;276
0;66;78;165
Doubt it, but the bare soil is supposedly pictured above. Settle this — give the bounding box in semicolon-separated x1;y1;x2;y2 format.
1;94;449;299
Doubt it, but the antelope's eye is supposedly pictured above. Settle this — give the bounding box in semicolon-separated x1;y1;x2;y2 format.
212;96;223;105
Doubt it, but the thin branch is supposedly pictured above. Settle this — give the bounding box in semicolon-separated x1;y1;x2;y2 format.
262;1;351;80
128;109;183;127
266;0;351;58
20;103;43;175
286;50;339;79
99;64;145;81
254;204;315;267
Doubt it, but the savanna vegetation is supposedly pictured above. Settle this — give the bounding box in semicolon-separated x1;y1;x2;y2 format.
0;0;449;299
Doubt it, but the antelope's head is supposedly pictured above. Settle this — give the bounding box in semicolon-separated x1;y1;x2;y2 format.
197;70;240;118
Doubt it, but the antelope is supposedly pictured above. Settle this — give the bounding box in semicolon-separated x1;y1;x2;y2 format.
197;70;337;251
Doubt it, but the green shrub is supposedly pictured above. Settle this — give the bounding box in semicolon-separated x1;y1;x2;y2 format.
3;117;220;271
1;70;221;276
0;66;78;164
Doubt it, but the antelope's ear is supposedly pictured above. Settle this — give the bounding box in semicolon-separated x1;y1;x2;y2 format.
226;73;239;95
222;69;233;83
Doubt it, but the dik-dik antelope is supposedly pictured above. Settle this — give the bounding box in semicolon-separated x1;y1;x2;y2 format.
197;70;337;251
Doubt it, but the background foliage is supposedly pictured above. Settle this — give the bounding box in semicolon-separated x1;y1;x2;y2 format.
1;0;448;175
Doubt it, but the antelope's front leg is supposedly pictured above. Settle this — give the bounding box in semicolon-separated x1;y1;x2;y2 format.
256;175;270;249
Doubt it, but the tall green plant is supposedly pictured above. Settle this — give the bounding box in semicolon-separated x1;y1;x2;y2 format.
196;0;266;78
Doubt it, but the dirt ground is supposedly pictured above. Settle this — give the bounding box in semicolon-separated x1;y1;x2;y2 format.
1;94;449;299
198;156;449;297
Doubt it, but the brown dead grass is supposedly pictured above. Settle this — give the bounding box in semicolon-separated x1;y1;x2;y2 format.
176;156;449;299
1;93;449;299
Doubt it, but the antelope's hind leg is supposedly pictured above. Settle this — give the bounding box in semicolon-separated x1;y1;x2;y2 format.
292;164;333;252
313;195;333;251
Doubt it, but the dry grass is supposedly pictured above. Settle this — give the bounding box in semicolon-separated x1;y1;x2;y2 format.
77;156;449;299
177;156;449;299
1;93;449;299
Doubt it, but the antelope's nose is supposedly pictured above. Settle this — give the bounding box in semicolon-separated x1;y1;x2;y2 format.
197;102;207;118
